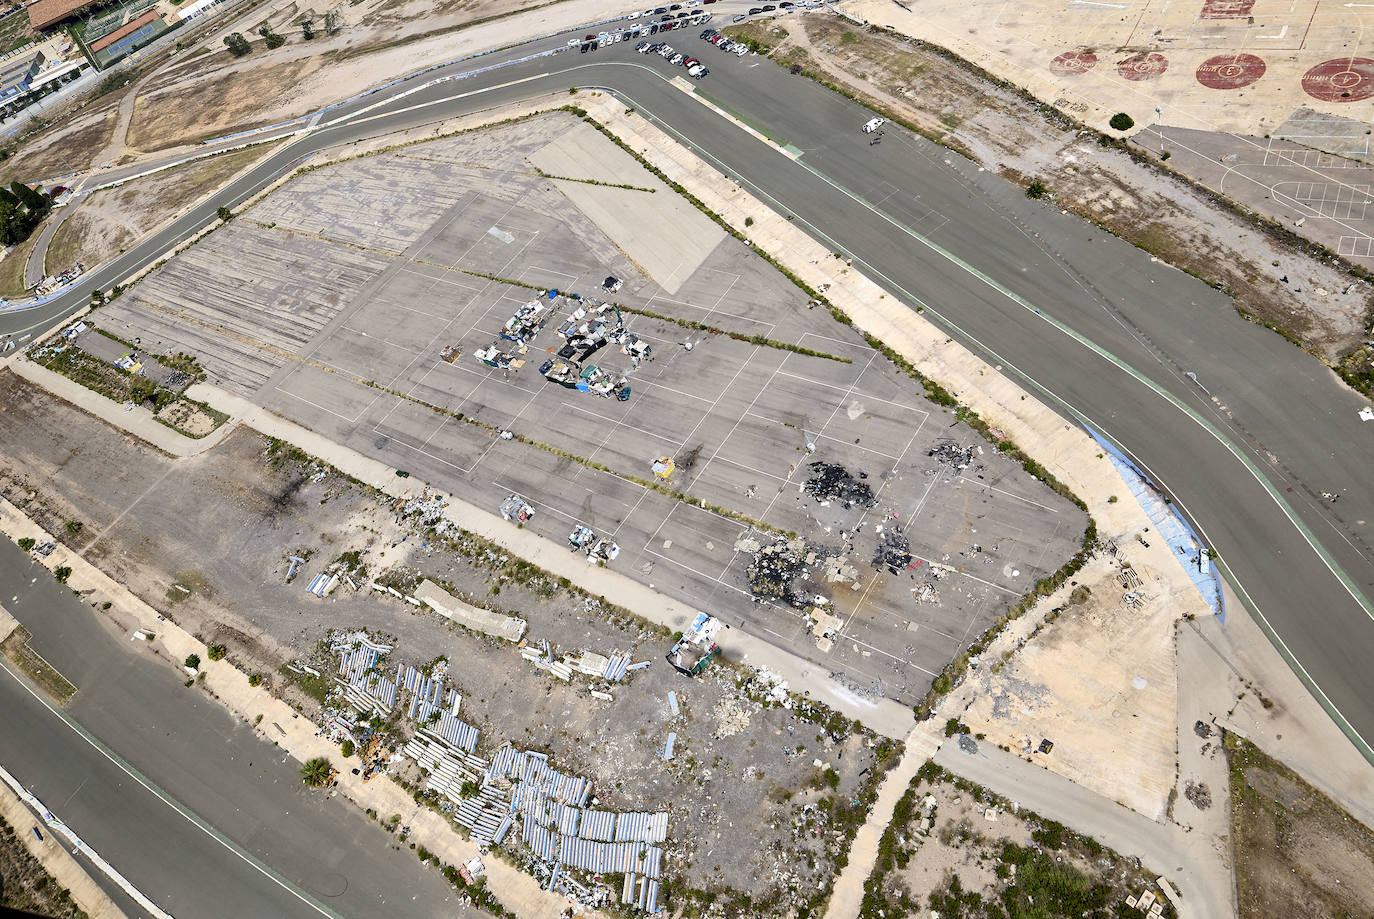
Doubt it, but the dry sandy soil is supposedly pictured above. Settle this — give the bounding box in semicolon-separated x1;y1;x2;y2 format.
44;144;278;273
0;370;894;916
1228;732;1374;919
726;16;1373;360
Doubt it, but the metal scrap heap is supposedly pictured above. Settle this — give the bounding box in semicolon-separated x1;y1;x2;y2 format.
805;461;876;509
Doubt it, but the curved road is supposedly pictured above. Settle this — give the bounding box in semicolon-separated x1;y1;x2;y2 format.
3;19;1374;763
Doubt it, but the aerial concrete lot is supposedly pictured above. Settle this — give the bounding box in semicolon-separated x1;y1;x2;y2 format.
93;112;1084;707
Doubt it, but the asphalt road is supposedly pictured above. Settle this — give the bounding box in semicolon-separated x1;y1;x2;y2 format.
0;540;463;919
2;12;1373;760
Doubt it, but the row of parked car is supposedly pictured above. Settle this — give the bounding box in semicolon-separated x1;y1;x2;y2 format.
578;9;712;51
698;28;751;56
637;41;711;78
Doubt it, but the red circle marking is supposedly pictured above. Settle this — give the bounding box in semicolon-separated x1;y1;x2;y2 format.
1196;53;1266;90
1117;52;1169;82
1302;57;1374;102
1051;51;1098;76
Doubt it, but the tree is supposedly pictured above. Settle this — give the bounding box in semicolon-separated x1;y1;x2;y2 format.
17;537;34;551
459;780;479;799
258;23;285;49
300;19;315;40
223;33;251;56
1025;180;1048;199
207;643;227;661
300;757;333;787
1109;112;1134;132
184;653;200;670
53;566;72;583
324;9;342;34
340;739;355;757
11;181;48;213
216;206;234;221
64;520;83;535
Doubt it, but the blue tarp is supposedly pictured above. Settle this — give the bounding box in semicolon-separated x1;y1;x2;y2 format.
1084;424;1224;619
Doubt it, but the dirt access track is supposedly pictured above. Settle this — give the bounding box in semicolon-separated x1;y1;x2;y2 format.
845;0;1374;139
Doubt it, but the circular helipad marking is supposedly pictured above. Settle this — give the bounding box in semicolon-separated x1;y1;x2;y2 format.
1117;52;1169;82
1196;53;1267;90
1051;50;1098;76
1302;57;1374;102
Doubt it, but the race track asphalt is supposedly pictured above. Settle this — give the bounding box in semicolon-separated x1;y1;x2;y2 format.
1;17;1372;761
0;541;462;919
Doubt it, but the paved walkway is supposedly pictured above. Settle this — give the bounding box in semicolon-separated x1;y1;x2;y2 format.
934;741;1231;919
11;358;238;457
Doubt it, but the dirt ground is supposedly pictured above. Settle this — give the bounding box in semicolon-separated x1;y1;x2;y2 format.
1227;732;1374;919
0;231;38;298
861;761;1171;919
125;0;553;151
725;17;1373;360
1;95;124;184
0;370;893;915
0;814;87;919
958;553;1200;821
45;143;279;273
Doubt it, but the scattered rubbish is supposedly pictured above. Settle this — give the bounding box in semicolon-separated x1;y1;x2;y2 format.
568;525;595;550
474;342;527;370
872;530;912;573
415;579;527;642
928;438;977;471
957;733;979;754
586;537;620;564
663;731;676;760
286;555;306;581
667;690;679;716
651;456;675;478
498;494;535;523
500;299;551;345
440;344;462;363
590;690;614;702
1036;738;1054;754
305;572;339;597
667;613;722;677
805;461;876;508
737;535;823;609
130;628;154;642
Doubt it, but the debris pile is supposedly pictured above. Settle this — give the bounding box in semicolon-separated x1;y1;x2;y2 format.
927;438;978;472
872;530;912;573
738;535;819;608
667;612;721;676
805;461;876;508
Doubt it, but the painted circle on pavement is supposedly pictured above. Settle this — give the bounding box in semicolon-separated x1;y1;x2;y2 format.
1117;52;1169;82
1301;58;1374;102
1051;51;1098;76
1196;53;1267;90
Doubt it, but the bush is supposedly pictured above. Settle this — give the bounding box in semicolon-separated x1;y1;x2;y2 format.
207;643;227;661
340;739;355;757
53;566;72;583
1025;180;1048;199
301;19;315;40
1109;112;1135;131
64;520;83;536
16;537;34;551
744;216;755;227
216;206;234;221
184;653;201;671
258;24;286;49
248;673;262;686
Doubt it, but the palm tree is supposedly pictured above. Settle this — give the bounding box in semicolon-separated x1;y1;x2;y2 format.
300;757;333;787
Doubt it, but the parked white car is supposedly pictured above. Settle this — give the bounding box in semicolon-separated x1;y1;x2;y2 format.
862;117;886;133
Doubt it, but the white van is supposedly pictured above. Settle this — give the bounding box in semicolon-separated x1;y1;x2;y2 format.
862;117;886;134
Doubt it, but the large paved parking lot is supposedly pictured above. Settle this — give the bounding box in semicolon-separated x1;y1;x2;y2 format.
96;112;1085;705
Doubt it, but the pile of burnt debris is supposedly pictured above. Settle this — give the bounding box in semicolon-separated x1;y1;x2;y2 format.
805;461;876;509
927;439;978;472
872;530;912;574
737;535;822;609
